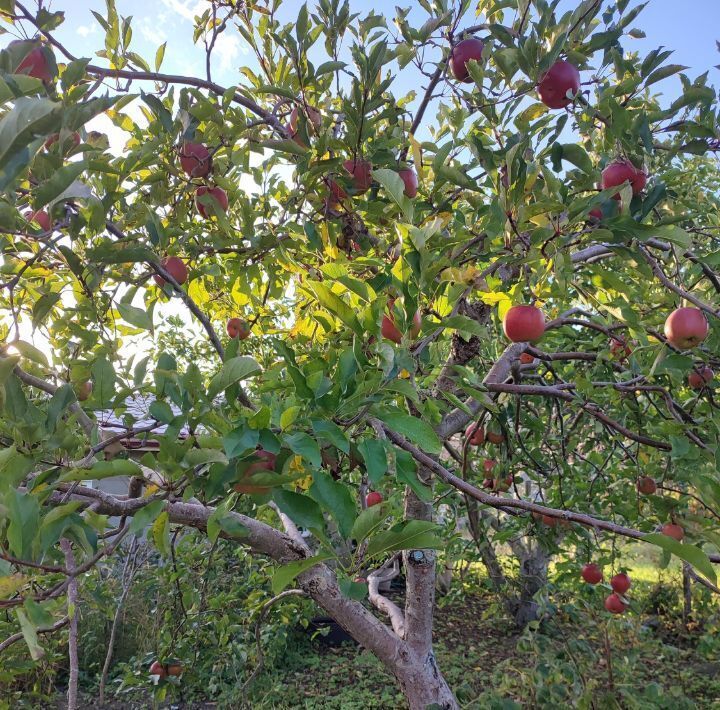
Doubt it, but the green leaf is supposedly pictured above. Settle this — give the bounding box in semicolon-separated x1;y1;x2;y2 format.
372;168;414;221
207;504;249;543
350;502;390;542
91;357;116;407
45;384;76;433
129;500;165;537
32;162;87;210
5;490;40;560
271;553;333;594
644;63;688;87
37;502;83;556
207;356;261;398
16;609;43;661
378;410;441;454
311;420;349;454
643;533;716;584
151;511;170;557
357;439;388;484
309;471;357;538
395;448;432;502
273;489;325;531
13;340;49;367
303;281;363;336
63;459;142;482
149;400;173;423
117;301;153;331
442;315;487;337
365;520;443;559
184;448;228;467
282;432;322;468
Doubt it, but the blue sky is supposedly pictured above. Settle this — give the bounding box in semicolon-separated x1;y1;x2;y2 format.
41;0;718;100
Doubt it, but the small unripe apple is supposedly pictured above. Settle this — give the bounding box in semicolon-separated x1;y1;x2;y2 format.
149;660;167;678
366;491;383;507
343;159;373;194
664;307;708;349
465;422;485;446
45;131;81;151
636;476;657;495
449;37;484;83
661;523;684;541
601;159;647;198
24;209;51;232
153;256;188;287
537;60;581;109
227;318;250;340
610;572;631;594
76;381;93;402
195;186;229;218
581;563;603;584
15;45;53;82
398;168;418;198
688;366;713;389
179;142;212;178
503;305;545;343
604;592;626;614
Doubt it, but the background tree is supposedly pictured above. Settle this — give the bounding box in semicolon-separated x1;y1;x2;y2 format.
0;1;719;708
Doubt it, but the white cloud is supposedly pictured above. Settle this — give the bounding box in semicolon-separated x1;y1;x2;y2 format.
76;24;97;38
213;32;242;72
160;0;206;22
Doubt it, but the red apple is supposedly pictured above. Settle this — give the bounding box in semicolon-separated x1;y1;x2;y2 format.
16;46;53;82
483;459;496;474
601;159;647;198
581;563;603;584
289;104;321;146
381;309;421;344
149;660;167;678
486;430;505;445
465;422;485;446
153;256;188;287
195;186;228;218
609;337;632;359
503;305;545;342
227;318;250;340
45;131;81;151
537;60;581;109
366;491;383;507
636;476;657;495
235;450;277;494
610;572;631;594
493;475;513;492
604;593;626;614
519;352;535;364
664;307;708;349
688;366;713;389
449;37;484;83
179;142;212;178
24;209;51;232
398;168;418;198
166;662;183;677
588;207;603;221
76;381;93;402
343;159;372;194
661;523;684;541
482;478;493;489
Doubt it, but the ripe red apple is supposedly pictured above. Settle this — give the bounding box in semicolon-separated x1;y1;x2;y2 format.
541;514;559;527
366;491;383;507
15;45;53;82
486;430;505;445
343;159;373;194
519;352;534;365
45;131;81;151
179;142;212;178
609;337;632;359
149;660;167;678
465;422;485;446
503;305;545;342
688;366;713;389
398;168;418;198
492;475;513;493
449;37;484;83
381;309;421;344
601;159;647;198
24;209;51;232
588;207;603;222
153;256;188;287
610;572;631;594
327;178;348;206
581;563;603;584
289;104;321;146
166;662;183;677
604;593;626;614
482;478;493;489
636;476;657;495
537;60;581;109
664;307;708;349
235;450;277;494
227;318;250;340
195;186;229;218
483;459;495;474
661;523;684;541
76;381;93;402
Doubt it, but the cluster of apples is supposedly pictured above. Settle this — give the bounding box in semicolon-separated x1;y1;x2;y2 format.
581;566;632;614
464;421;511;492
637;477;687;539
149;660;183;679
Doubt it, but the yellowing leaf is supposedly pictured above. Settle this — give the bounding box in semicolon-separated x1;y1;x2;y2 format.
409;133;424;182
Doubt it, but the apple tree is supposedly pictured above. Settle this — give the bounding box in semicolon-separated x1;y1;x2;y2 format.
1;1;719;708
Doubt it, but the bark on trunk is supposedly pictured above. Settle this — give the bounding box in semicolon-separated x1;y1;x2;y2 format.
509;538;550;627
